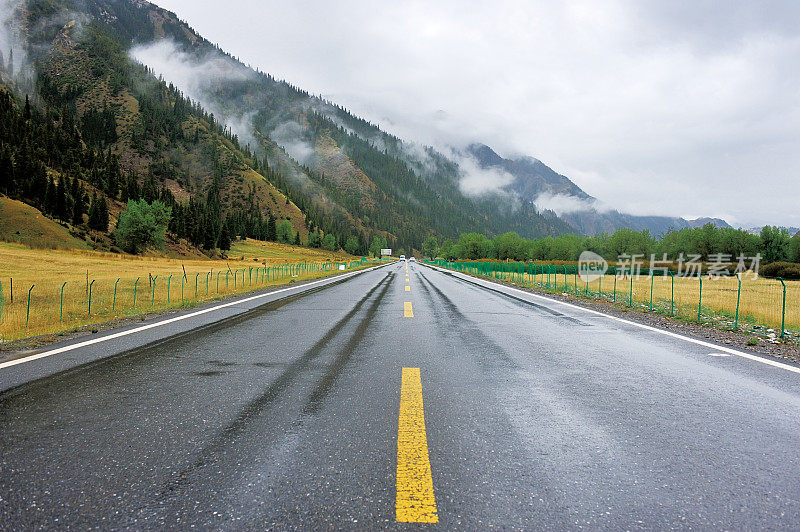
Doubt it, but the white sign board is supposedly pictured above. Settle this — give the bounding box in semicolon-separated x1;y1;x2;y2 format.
339;264;346;270
380;249;392;256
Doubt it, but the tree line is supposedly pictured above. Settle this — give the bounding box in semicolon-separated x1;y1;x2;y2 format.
423;225;800;266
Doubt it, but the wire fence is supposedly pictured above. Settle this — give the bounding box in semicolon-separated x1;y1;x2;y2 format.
0;257;388;343
426;259;798;341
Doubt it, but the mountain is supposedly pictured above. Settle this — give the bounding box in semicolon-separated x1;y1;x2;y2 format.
746;226;800;236
464;144;731;236
2;0;578;255
1;0;735;256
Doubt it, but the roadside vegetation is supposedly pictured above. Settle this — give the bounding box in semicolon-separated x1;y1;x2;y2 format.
429;260;800;344
425;225;800;274
0;240;375;345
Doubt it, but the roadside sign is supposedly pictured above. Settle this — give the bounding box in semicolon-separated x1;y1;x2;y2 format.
380;249;392;256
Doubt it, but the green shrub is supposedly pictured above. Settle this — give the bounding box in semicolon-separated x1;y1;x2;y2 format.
760;261;800;280
113;199;171;254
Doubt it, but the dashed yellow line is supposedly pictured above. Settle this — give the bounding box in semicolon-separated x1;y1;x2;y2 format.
405;285;411;292
396;367;438;523
404;301;414;317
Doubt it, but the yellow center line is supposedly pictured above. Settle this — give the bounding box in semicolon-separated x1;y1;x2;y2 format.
396;367;438;523
405;285;411;292
404;301;414;317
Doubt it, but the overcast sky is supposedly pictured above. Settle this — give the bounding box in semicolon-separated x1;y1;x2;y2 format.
152;0;800;228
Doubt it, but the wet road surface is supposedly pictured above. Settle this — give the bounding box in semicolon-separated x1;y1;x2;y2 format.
2;261;800;529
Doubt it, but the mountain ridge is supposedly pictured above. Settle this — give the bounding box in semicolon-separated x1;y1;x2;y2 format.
464;143;731;235
2;0;736;256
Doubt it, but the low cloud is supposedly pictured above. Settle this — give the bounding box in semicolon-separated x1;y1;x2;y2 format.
130;39;258;148
270;121;316;166
0;0;28;78
451;150;516;196
532;192;611;216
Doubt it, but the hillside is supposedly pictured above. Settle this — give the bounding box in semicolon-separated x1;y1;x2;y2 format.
1;0;738;256
0;197;89;249
88;0;573;245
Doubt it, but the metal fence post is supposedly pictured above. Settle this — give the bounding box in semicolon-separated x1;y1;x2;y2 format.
778;277;786;338
60;281;67;322
697;276;703;324
649;274;654;311
151;275;158;306
133;277;140;309
613;274;617;302
734;273;742;331
88;279;95;316
26;284;34;327
0;280;4;325
167;274;172;303
629;273;633;307
195;273;199;299
113;278;120;311
206;272;211;294
670;272;675;317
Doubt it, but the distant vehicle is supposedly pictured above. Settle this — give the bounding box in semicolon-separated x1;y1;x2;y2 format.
400;255;406;260
409;257;417;262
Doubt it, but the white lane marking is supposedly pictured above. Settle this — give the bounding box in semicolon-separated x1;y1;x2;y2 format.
430;265;800;375
0;265;385;370
708;353;731;357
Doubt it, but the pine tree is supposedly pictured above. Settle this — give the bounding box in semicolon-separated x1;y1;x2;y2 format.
266;214;277;241
202;214;217;249
218;223;231;251
55;177;68;221
88;193;102;230
72;184;85;226
294;232;301;246
35;165;48;208
123;172;139;202
99;194;109;232
0;148;13;194
44;176;55;214
23;95;31;121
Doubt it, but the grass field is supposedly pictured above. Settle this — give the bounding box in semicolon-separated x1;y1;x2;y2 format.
0;197;90;250
438;261;800;338
0;240;373;344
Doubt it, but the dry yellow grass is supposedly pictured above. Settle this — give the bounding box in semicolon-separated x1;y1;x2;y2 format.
472;265;799;334
0;197;89;250
0;240;369;343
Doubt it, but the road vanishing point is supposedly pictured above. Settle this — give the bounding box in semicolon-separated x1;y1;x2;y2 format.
2;261;800;529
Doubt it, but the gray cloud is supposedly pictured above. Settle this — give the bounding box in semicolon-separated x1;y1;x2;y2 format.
151;0;800;227
270;121;316;166
0;0;28;77
533;193;612;217
129;39;259;149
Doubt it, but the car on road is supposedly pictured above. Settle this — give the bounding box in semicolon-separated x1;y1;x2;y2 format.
409;257;416;262
400;255;406;260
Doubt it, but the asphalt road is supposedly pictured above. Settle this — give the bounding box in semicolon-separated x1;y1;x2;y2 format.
2;261;800;529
